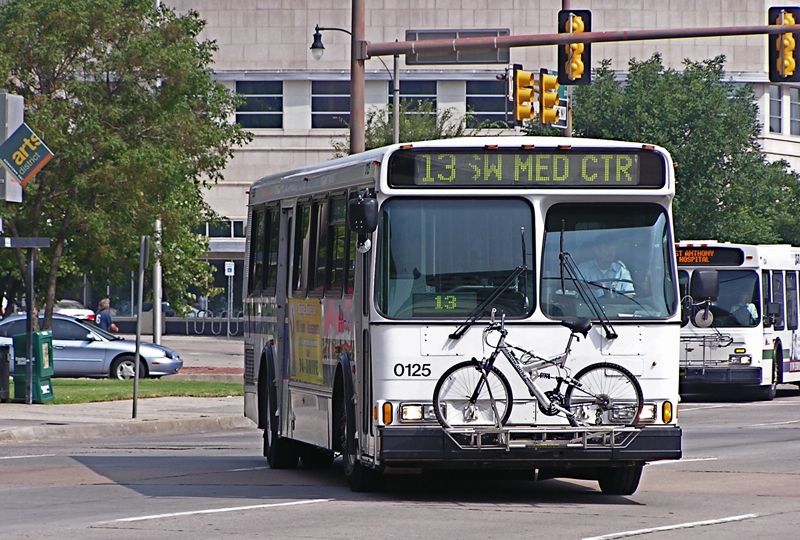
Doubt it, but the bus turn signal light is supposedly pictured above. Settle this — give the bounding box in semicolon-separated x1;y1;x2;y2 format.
382;402;393;425
662;401;674;424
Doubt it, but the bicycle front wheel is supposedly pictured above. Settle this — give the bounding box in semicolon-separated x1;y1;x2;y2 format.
564;362;643;427
433;359;513;429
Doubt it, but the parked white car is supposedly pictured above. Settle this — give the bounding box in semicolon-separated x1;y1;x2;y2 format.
53;299;95;322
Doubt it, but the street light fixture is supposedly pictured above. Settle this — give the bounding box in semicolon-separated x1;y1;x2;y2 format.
310;23;399;145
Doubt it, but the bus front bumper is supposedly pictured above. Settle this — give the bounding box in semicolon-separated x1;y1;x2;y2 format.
680;366;761;387
378;425;681;467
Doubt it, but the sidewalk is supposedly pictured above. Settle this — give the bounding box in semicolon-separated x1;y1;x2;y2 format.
0;335;252;444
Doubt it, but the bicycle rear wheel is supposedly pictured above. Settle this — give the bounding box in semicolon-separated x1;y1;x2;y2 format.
564;362;643;427
433;359;513;429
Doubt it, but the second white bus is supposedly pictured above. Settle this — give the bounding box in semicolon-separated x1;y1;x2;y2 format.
677;241;800;399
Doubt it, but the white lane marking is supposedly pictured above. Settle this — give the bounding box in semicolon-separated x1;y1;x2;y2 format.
0;454;57;460
750;419;800;427
647;457;718;466
99;499;332;524
226;466;268;472
583;513;759;540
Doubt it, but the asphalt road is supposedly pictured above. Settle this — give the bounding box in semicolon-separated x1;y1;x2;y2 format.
1;388;799;539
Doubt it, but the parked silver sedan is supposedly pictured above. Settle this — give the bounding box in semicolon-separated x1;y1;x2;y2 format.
0;314;183;379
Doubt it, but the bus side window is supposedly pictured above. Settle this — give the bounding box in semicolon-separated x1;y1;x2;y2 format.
787;271;798;331
292;202;312;296
772;271;785;330
326;195;347;296
264;206;280;294
310;198;328;296
248;206;266;294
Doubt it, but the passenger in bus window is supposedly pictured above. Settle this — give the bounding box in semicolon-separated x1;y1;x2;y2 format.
579;241;635;297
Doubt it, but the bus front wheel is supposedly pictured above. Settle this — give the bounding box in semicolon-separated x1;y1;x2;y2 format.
755;346;780;401
597;464;643;496
335;386;382;492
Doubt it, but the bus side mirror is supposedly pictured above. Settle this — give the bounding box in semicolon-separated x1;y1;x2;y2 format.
348;191;378;253
690;269;719;301
765;302;781;327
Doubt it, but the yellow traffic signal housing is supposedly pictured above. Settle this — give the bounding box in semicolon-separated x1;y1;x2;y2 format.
558;9;592;85
513;65;535;124
539;69;560;125
769;7;800;82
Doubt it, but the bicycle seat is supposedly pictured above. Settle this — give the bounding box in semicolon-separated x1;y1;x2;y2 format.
560;317;592;337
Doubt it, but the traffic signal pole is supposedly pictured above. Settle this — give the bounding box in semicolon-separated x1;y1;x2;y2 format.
365;23;800;58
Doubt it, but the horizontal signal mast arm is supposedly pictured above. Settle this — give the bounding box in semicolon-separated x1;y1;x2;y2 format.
364;24;800;58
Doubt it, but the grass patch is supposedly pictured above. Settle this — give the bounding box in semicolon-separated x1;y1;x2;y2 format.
9;378;242;405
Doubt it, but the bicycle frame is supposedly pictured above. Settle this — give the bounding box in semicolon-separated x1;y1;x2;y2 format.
470;321;581;421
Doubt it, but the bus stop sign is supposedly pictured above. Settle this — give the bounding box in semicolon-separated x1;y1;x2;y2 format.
0;122;54;187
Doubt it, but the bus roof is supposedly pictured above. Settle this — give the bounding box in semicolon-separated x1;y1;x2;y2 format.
249;136;673;204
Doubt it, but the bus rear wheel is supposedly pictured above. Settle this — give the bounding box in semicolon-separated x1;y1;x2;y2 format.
260;360;298;469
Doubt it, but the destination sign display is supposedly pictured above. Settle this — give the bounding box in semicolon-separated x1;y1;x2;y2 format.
388;148;666;188
676;247;745;266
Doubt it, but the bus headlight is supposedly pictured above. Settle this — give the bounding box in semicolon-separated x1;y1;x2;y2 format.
638;403;657;423
728;354;751;365
399;403;436;422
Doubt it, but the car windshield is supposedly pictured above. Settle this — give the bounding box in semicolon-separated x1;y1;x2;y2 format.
376;198;534;318
541;203;677;319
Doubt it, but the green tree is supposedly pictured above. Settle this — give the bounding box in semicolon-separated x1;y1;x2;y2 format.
570;54;800;243
332;100;499;157
0;0;250;325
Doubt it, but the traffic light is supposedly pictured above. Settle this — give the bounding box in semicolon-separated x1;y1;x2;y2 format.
539;69;560;125
512;64;535;124
558;9;592;85
769;7;800;82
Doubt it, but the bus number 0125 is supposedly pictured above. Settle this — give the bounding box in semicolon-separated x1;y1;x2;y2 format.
393;363;431;377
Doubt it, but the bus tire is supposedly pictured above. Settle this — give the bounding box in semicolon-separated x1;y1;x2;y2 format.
335;383;383;492
755;344;780;401
260;356;298;469
597;463;643;496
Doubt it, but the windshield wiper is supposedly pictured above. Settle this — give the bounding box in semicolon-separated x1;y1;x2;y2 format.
449;265;526;340
558;220;617;339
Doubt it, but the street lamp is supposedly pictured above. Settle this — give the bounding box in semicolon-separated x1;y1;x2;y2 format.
310;24;399;146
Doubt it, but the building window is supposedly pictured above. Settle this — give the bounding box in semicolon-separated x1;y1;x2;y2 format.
236;81;283;129
466;80;513;128
770;85;782;134
387;80;436;115
790;87;800;136
312;81;350;128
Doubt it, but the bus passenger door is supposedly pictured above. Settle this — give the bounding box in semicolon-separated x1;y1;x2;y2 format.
353;230;375;459
275;206;293;435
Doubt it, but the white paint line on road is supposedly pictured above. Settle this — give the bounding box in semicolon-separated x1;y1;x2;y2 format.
750;418;800;427
646;457;718;466
226;466;268;472
98;498;332;524
0;454;56;460
583;513;759;540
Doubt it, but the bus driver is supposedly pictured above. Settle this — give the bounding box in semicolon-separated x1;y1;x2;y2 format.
579;241;635;297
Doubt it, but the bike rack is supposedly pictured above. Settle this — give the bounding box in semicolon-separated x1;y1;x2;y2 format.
443;424;641;452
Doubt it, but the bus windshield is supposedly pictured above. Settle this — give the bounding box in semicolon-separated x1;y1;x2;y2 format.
541;203;676;319
687;269;760;327
377;198;534;318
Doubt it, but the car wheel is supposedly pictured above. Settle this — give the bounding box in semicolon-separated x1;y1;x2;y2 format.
111;356;147;380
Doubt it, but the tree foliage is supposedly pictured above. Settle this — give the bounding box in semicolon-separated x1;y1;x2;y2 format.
0;0;250;324
570;54;800;244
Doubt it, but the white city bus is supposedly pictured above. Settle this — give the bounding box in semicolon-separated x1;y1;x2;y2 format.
244;136;682;495
677;241;800;399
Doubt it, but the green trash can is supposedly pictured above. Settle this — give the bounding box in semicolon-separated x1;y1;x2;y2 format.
12;330;55;403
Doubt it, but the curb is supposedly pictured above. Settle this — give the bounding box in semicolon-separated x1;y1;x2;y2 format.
0;415;255;444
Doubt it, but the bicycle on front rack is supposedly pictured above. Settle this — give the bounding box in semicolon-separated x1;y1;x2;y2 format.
432;309;643;430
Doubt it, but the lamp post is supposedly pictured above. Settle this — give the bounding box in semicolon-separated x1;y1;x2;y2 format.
310;23;399;148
